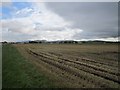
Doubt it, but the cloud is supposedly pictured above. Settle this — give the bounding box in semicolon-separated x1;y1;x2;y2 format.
1;2;82;41
31;28;82;41
1;2;118;42
80;37;119;42
46;2;118;39
15;7;33;17
97;37;119;42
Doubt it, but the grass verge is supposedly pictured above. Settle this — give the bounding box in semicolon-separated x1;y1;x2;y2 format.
2;44;56;88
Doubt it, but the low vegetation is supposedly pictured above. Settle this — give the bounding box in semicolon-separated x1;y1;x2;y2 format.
2;44;56;88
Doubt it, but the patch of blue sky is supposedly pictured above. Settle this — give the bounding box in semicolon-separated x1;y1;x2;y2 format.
0;7;2;19
1;2;32;19
1;6;13;19
12;2;32;10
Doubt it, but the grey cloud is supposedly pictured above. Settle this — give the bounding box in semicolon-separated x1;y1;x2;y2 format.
46;2;118;39
2;31;33;42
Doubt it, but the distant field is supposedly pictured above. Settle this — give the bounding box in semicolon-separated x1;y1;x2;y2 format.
2;44;56;88
13;43;119;88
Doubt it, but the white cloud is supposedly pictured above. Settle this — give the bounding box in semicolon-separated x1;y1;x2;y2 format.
1;2;83;41
96;37;119;42
80;37;119;42
16;7;33;16
31;28;82;41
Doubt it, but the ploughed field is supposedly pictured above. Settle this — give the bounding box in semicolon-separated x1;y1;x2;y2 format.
15;44;119;88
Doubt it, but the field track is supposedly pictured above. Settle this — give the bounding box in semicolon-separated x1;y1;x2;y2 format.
15;44;119;88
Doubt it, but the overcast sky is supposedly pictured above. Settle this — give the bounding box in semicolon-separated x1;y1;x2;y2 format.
1;1;119;42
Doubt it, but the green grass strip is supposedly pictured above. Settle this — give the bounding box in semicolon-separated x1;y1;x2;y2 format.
2;44;55;88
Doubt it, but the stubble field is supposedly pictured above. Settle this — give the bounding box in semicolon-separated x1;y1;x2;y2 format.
14;43;119;88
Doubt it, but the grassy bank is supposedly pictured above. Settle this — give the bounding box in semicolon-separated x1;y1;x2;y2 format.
2;44;55;88
0;44;2;89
